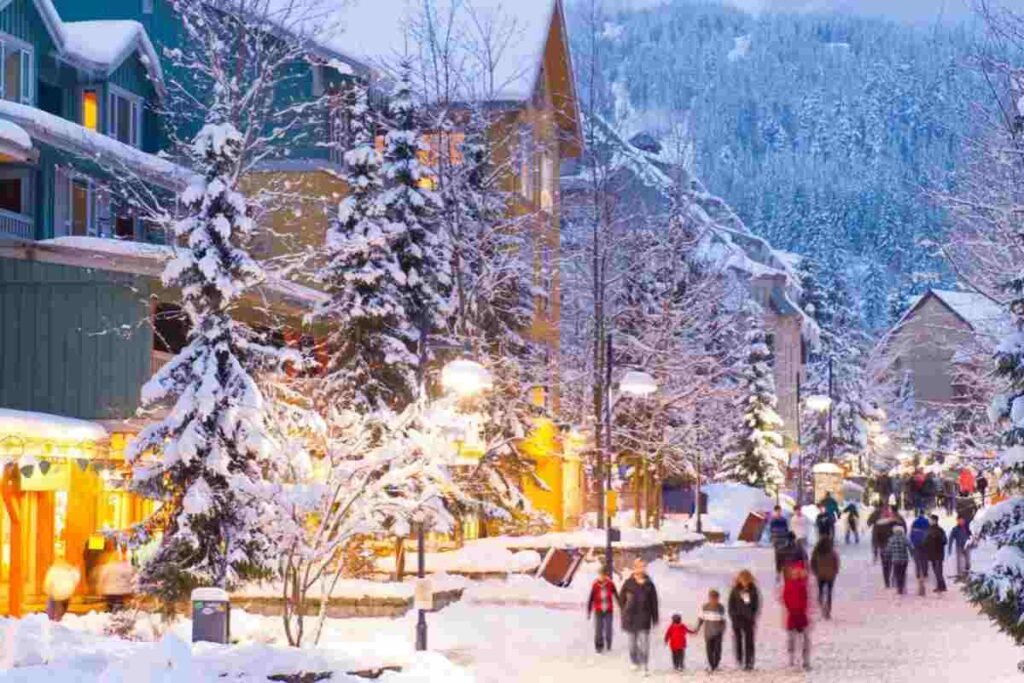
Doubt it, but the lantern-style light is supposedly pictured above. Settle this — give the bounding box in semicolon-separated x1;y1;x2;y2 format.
806;394;832;412
441;359;493;397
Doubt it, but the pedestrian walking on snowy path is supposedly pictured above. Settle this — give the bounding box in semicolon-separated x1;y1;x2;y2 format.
587;565;620;653
909;513;930;596
815;505;836;541
782;561;811;671
885;527;911;595
820;492;840;522
843;502;860;544
810;536;839;618
949;516;973;580
620;558;659;676
977;473;989;504
728;570;761;671
923;515;948;593
697;589;727;672
664;614;697;671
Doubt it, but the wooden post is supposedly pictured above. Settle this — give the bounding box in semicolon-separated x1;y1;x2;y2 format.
2;466;23;617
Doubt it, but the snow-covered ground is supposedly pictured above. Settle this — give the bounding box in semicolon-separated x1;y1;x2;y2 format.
3;522;1020;681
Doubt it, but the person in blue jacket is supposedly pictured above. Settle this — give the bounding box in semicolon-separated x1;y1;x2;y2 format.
768;506;790;577
909;512;930;594
948;516;973;580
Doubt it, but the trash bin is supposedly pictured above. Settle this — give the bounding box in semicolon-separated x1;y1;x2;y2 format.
191;587;230;644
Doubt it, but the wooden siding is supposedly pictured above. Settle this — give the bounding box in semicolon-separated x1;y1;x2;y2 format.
109;54;153;97
0;0;56;53
0;258;152;419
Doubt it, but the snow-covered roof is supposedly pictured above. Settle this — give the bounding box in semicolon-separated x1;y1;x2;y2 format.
0;119;32;152
0;100;191;190
929;289;1010;341
61;21;165;93
272;0;561;103
900;289;1011;342
0;118;34;162
37;235;329;310
0;407;108;443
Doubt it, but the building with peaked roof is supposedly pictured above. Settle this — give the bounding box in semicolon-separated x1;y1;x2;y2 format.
0;0;586;609
875;288;1010;409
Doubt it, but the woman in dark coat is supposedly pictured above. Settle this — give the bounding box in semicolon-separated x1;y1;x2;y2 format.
727;569;761;671
620;559;659;674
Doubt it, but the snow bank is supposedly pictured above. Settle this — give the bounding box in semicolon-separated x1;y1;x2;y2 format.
376;546;542;575
235;573;468;600
1;610;477;681
701;482;775;540
0;407;107;445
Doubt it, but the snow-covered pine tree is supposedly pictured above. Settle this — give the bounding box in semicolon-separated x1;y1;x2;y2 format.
122;0;327;609
719;303;788;494
382;61;453;365
316;78;418;415
127;122;287;602
966;257;1024;645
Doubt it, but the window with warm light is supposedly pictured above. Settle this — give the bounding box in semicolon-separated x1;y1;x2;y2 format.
82;90;99;131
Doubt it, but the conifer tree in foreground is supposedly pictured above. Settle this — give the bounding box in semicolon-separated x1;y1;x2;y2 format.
966;261;1024;648
719;304;788;494
382;61;452;356
127;122;286;602
316;79;417;415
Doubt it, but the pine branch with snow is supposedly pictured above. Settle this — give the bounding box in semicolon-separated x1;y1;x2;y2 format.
315;79;419;414
382;61;453;347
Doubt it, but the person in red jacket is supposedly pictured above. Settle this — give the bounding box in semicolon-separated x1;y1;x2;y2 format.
586;565;620;653
664;613;697;671
782;560;811;671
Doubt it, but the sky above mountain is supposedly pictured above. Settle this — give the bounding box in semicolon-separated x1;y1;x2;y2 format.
721;0;1024;23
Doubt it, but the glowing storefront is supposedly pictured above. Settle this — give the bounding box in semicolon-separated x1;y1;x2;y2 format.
0;408;152;616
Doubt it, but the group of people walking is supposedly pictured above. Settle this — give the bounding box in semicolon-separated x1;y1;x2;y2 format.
586;558;784;675
871;504;973;595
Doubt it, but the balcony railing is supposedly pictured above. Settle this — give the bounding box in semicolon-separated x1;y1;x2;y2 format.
0;209;32;239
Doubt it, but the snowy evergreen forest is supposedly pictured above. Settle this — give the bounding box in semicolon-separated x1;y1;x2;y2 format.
568;0;993;329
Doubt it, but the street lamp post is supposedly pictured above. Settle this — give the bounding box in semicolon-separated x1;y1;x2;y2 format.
796;374;802;507
805;392;833;506
603;334;658;574
827;356;835;463
413;325;492;652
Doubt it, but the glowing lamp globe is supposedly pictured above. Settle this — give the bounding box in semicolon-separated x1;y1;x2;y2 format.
620;371;658;397
441;359;493;397
806;394;832;412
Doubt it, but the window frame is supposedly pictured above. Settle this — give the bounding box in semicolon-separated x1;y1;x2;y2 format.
0;32;34;105
106;84;144;148
55;166;103;238
0;168;30;216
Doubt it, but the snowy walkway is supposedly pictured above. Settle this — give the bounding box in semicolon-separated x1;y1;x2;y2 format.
3;536;1022;681
425;540;1022;682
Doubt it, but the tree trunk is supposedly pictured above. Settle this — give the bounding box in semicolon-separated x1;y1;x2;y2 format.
641;462;650;529
633;458;642;528
394;537;406;582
